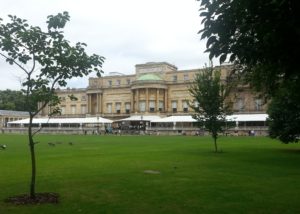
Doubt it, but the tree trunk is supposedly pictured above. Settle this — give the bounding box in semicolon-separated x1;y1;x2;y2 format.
213;136;218;153
28;115;36;199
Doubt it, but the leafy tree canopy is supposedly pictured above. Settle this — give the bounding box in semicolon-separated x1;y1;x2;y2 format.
198;0;299;93
267;79;300;143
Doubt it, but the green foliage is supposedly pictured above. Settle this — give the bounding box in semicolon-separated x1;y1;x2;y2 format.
189;66;231;152
198;0;299;74
198;0;300;143
268;80;300;143
0;89;29;111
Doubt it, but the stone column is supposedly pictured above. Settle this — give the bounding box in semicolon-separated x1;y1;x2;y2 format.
136;89;139;113
101;93;103;114
131;90;134;113
99;94;103;113
96;93;99;114
164;89;168;112
156;89;159;112
146;88;149;113
88;94;92;114
98;93;102;114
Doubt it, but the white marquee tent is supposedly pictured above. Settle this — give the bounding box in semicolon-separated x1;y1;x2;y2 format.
226;114;268;122
117;115;161;122
8;117;113;126
151;115;196;123
149;114;268;134
151;114;268;124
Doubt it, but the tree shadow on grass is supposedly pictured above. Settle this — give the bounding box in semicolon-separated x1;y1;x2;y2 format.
274;148;300;155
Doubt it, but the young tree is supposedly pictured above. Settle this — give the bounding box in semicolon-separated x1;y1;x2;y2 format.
189;67;231;152
0;12;104;199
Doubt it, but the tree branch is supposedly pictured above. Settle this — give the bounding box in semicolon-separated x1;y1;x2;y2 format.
0;52;29;74
31;73;64;118
30;53;36;75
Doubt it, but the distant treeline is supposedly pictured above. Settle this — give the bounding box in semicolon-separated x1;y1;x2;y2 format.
0;90;28;111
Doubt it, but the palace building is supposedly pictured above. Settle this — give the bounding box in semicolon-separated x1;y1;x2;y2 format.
39;62;267;119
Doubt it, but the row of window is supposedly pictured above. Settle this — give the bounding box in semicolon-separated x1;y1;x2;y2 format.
107;79;131;87
60;105;87;115
57;98;262;115
106;100;191;114
107;98;263;113
58;100;194;115
56;98;263;115
172;74;190;82
106;102;131;114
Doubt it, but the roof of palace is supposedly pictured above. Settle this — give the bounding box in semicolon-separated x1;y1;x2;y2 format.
0;110;29;117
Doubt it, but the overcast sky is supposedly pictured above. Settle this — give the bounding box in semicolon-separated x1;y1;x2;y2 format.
0;0;210;90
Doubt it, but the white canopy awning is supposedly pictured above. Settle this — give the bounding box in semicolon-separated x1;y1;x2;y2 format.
117;115;161;122
151;114;268;123
8;117;113;125
151;115;197;123
226;114;268;122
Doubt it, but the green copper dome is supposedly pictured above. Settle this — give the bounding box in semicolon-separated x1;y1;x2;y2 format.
137;74;162;81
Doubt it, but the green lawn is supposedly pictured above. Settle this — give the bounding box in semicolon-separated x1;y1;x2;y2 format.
0;135;299;214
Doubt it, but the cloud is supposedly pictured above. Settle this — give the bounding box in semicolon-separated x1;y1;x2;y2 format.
0;0;210;90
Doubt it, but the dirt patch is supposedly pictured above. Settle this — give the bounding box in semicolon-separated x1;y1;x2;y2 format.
4;192;59;205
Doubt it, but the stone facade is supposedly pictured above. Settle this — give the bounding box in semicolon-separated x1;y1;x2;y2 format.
40;62;267;119
39;88;88;117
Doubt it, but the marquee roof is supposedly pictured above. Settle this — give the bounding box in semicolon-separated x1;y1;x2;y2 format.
226;114;268;122
151;115;196;123
151;114;268;123
0;110;29;117
117;115;161;122
8;117;113;124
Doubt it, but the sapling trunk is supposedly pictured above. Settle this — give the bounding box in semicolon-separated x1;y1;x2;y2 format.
28;116;36;199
